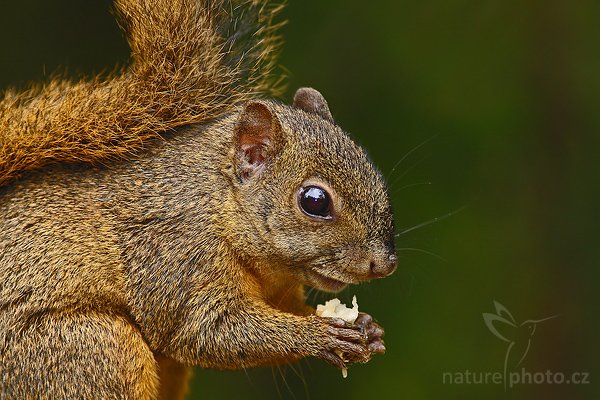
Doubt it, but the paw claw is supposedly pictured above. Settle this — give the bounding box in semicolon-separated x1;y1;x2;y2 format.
355;312;373;327
315;312;386;369
367;324;384;339
368;340;386;354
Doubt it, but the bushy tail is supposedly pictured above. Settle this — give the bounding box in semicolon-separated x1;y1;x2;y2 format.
0;0;284;186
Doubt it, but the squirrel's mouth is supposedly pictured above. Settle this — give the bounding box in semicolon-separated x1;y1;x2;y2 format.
306;269;350;293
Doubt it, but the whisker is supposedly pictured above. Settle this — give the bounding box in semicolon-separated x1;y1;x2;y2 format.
272;366;283;399
396;247;447;261
308;288;328;307
396;205;468;237
305;287;317;304
287;362;310;400
389;154;430;189
391;181;432;196
241;366;254;386
277;365;296;400
302;358;313;373
386;134;438;178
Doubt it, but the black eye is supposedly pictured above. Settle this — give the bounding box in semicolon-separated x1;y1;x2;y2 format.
299;185;332;219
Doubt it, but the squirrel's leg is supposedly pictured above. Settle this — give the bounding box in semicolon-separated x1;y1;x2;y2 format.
155;354;192;400
163;287;372;370
2;312;159;399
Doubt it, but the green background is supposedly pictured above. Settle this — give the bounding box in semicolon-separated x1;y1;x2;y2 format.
1;1;598;399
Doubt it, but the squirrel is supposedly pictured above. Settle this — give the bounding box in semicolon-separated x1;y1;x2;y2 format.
0;0;397;399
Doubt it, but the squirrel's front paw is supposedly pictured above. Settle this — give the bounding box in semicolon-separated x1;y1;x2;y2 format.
314;317;372;369
355;312;386;354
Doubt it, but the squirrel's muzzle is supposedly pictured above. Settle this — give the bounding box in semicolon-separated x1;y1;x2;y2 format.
369;253;397;278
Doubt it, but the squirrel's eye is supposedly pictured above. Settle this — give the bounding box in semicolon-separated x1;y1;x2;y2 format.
299;186;332;219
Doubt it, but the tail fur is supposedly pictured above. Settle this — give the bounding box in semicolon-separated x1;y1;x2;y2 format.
0;0;284;186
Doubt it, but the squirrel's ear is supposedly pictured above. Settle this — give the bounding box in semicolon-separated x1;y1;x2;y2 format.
293;87;333;122
235;101;281;181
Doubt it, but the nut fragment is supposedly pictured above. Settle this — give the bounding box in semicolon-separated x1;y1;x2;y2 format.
316;295;359;323
316;296;359;377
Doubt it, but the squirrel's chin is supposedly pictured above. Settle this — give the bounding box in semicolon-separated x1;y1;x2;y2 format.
306;270;349;293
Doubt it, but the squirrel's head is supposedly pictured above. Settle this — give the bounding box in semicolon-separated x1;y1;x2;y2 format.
224;88;396;292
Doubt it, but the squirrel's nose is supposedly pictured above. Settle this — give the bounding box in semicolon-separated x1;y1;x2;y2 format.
369;253;397;278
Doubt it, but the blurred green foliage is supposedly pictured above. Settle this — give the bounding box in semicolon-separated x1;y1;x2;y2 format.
1;1;598;399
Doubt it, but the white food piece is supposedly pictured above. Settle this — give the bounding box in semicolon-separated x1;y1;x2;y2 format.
315;296;360;378
316;295;359;323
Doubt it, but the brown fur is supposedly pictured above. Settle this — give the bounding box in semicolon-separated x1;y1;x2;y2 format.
0;1;397;399
156;356;193;400
0;0;284;187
